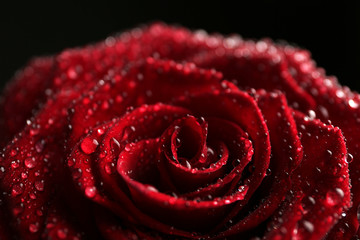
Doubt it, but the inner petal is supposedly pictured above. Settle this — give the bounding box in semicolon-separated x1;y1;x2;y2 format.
166;115;208;168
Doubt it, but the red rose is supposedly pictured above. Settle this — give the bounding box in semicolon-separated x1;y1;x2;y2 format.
0;23;357;239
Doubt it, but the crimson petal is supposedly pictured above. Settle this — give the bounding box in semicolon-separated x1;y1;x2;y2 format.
0;56;55;146
214;90;303;237
282;46;360;238
265;111;351;240
191;40;316;112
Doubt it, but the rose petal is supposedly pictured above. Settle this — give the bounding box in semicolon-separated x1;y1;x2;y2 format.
0;56;55;145
119;139;249;232
159;116;229;193
191;40;316;112
214;90;303;237
265;111;351;240
67;104;196;237
67;58;223;147
175;89;271;209
0;88;82;240
283;46;360;238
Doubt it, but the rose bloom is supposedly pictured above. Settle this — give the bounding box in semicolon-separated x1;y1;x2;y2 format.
0;23;358;240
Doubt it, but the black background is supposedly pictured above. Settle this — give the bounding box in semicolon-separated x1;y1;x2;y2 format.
0;1;359;91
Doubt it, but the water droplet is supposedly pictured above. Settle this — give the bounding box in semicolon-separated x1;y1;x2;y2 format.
349;99;359;109
35;140;45;153
326;188;344;206
72;168;82;179
85;186;97;198
29;128;39;136
185;160;192;169
29;223;39;233
303;220;314;232
146;185;159;192
10;149;17;156
104;162;115;174
11;160;20;169
207;147;215;157
24;157;36;169
67;158;75;167
347;153;354;163
80;137;99;154
111;137;121;149
336;90;345;98
57;228;68;239
124;145;131;152
12;183;24;196
35;180;44;191
97;128;104;135
175;138;181;147
36;209;43;216
308;110;316;119
29;193;37;199
13;203;24;216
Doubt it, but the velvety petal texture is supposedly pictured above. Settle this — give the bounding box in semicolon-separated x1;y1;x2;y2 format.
0;23;355;239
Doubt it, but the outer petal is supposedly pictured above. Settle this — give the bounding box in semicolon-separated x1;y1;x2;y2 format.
265;111;351;240
0;88;82;240
190;40;316;112
282;47;360;238
0;56;55;146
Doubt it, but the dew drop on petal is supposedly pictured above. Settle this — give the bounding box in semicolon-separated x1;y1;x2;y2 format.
24;157;37;169
35;140;45;153
80;137;99;154
29;223;39;233
97;128;104;135
36;209;43;216
146;185;159;192
12;183;24;196
307;110;316;119
124;145;131;152
104;162;115;174
35;180;45;191
13;204;24;216
57;228;68;239
85;186;97;198
21;172;28;179
10;149;17;156
348;99;359;109
185;160;192;169
325;188;344;206
29;128;39;136
347;153;354;163
11;160;20;169
303;220;314;232
72;168;82;179
207;147;215;157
